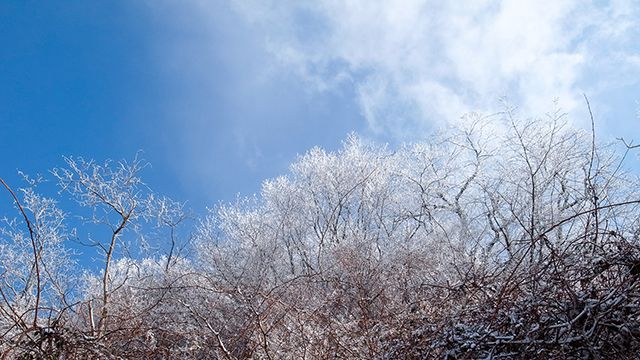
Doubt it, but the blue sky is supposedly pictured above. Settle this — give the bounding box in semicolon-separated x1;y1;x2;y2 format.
2;0;640;213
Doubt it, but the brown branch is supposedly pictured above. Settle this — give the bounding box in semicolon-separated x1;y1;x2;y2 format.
0;178;41;328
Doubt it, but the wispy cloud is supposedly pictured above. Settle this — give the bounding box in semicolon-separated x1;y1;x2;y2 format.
230;0;640;137
137;0;640;205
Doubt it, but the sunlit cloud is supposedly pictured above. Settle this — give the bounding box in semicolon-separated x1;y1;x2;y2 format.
229;0;640;137
139;0;640;203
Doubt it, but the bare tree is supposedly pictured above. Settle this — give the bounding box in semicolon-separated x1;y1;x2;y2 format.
1;110;639;359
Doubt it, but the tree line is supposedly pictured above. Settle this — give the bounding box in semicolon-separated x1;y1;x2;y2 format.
1;112;640;359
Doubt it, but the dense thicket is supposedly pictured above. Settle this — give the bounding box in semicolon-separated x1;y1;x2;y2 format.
1;113;640;359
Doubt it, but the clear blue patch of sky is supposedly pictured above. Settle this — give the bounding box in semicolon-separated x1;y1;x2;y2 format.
0;1;366;220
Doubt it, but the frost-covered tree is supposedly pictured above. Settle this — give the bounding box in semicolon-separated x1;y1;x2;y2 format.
1;111;639;359
194;113;640;359
0;176;75;358
0;157;189;358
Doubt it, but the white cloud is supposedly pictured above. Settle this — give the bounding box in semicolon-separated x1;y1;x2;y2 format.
230;0;640;138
